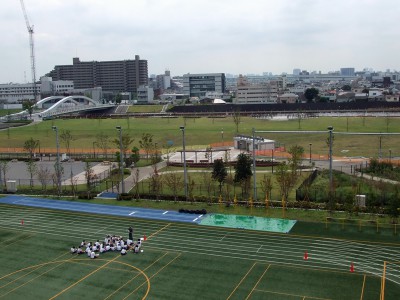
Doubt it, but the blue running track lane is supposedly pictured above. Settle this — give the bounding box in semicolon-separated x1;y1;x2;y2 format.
0;195;206;224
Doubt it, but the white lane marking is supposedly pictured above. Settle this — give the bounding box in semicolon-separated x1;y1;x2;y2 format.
129;211;136;215
257;245;263;253
163;211;168;215
192;215;203;222
220;234;227;241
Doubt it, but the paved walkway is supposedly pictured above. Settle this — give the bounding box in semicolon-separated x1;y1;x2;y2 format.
103;161;167;194
62;162;114;185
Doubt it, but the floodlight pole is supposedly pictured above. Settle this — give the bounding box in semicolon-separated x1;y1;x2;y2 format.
180;126;188;200
252;128;257;202
379;135;382;160
309;143;312;163
116;126;125;194
52;126;61;196
328;126;334;194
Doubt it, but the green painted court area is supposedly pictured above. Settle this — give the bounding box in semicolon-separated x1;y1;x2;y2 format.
200;214;297;233
1;204;400;299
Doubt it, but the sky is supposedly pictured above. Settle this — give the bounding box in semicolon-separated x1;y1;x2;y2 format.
2;0;400;83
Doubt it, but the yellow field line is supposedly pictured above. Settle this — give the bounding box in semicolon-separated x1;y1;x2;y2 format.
360;274;366;300
0;254;74;298
69;260;140;274
380;261;387;300
122;253;182;300
48;255;121;300
245;264;270;300
0;251;70;282
2;233;35;248
226;262;257;300
146;223;171;240
103;252;169;300
254;288;332;300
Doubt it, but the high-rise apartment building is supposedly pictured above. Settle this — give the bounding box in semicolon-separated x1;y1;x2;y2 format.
340;68;355;76
46;55;148;94
183;73;225;98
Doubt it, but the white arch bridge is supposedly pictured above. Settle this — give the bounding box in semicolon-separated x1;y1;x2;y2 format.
0;96;115;122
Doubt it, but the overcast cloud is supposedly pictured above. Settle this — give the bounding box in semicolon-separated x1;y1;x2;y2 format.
2;0;399;83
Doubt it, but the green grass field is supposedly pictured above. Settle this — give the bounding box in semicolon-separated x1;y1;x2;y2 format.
1;203;399;299
0;109;22;117
1;116;400;158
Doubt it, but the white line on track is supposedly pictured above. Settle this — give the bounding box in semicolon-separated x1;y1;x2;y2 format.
163;211;169;215
257;245;263;253
129;211;136;215
220;234;227;241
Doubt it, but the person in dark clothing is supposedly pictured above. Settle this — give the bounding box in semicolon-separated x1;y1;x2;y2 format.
128;226;133;240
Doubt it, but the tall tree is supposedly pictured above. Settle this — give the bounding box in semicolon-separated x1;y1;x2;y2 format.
23;138;39;159
163;172;183;202
139;133;154;160
25;160;37;190
234;153;253;199
60;130;73;156
212;158;227;194
0;160;9;192
288;145;304;175
131;146;140;166
113;133;134;161
260;174;273;204
37;165;51;192
84;161;94;196
22;100;35;118
232;108;241;133
275;162;295;209
304;88;319;102
96;132;110;158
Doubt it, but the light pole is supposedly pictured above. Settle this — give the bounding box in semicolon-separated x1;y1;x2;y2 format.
37;140;41;161
252;128;257;202
379;135;382;160
309;143;312;163
92;141;96;159
116;126;125;194
154;142;158;162
328;126;334;194
221;128;224;144
180;126;188;200
52;126;61;195
271;148;274;173
389;149;392;164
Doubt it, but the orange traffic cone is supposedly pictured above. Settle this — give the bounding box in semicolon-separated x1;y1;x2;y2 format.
303;251;308;260
143;234;147;241
21;219;24;225
350;262;354;273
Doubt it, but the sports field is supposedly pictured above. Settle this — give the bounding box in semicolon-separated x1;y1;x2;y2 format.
1;203;400;299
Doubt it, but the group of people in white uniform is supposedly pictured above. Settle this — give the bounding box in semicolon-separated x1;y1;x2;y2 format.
70;231;144;259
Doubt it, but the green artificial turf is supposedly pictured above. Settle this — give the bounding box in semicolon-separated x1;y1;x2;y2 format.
1;204;399;299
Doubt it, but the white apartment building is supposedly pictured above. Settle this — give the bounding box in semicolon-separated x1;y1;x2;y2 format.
0;83;40;103
235;75;280;104
0;77;74;103
40;77;74;95
137;85;154;104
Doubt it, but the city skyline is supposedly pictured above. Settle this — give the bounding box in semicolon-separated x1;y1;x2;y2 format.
1;0;399;83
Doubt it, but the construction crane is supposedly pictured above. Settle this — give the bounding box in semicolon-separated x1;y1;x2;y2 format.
19;0;38;101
